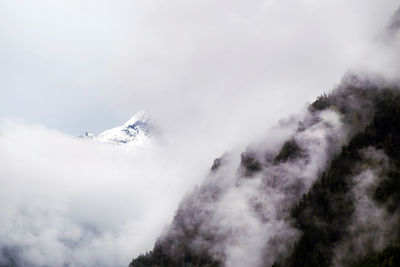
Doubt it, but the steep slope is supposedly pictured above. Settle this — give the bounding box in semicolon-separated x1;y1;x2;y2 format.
129;75;400;267
279;87;400;267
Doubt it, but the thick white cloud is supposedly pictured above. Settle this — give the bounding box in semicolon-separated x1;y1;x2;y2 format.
0;119;211;266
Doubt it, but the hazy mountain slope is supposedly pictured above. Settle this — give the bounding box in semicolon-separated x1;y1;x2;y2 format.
129;76;400;267
129;8;400;265
279;87;400;267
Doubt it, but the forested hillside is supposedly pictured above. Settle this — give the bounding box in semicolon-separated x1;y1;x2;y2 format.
129;75;400;267
279;87;400;267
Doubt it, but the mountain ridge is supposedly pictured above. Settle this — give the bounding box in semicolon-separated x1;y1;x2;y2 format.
129;75;400;267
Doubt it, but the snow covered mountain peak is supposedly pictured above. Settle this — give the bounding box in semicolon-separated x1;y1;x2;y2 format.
82;110;154;146
123;110;150;127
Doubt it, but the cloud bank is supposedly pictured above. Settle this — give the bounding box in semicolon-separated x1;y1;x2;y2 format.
0;120;212;266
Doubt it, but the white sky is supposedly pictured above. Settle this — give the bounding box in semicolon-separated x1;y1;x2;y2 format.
0;0;398;141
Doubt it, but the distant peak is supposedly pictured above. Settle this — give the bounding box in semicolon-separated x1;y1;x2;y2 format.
80;110;155;146
123;110;150;127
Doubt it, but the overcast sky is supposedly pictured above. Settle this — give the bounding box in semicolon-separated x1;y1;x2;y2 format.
0;1;399;266
1;0;398;140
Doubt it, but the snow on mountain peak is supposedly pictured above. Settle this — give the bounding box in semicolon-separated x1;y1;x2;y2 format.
82;111;154;146
123;110;150;127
